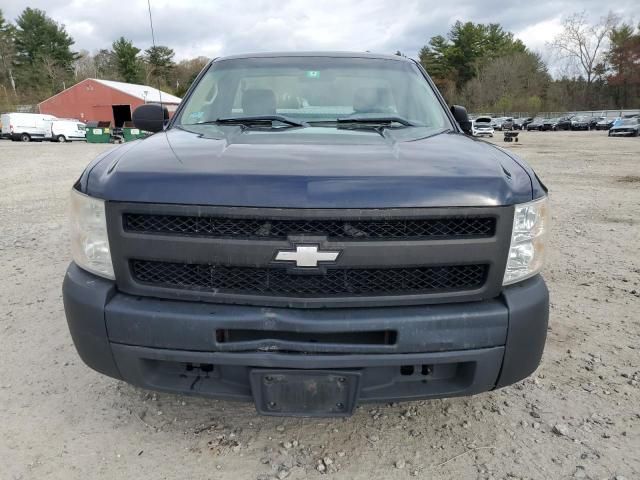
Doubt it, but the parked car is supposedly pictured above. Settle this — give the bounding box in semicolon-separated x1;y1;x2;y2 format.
589;116;604;130
492;117;509;129
555;116;574;130
570;116;590;130
511;118;526;130
499;117;514;131
526;117;545;131
609;117;623;128
541;118;559;131
63;51;549;417
0;112;57;141
51;119;87;142
608;117;640;137
595;118;614;130
472;116;495;137
520;117;534;130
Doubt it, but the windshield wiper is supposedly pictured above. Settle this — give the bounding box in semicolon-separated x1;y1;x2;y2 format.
336;116;417;127
199;115;307;127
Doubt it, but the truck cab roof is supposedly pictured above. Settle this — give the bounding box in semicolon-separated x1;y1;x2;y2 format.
214;51;413;62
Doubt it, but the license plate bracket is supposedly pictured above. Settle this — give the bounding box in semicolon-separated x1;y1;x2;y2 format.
250;370;360;417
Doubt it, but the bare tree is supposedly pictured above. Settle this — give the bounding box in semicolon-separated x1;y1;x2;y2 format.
549;12;619;94
73;49;96;81
461;51;550;112
0;10;17;97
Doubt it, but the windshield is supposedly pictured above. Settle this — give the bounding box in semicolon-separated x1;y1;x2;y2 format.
619;118;638;126
176;56;452;129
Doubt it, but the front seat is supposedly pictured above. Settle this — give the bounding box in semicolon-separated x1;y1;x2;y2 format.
241;88;277;116
353;87;391;114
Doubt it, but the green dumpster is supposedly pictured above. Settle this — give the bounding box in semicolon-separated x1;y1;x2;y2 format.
122;121;146;142
85;121;112;143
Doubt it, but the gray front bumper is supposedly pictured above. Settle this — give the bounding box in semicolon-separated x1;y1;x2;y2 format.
63;264;549;406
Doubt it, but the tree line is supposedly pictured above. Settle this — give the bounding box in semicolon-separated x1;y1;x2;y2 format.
417;14;640;113
0;7;638;114
0;7;207;111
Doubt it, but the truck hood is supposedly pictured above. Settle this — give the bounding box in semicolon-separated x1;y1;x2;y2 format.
84;125;535;208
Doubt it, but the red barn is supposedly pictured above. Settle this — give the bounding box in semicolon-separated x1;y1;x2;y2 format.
38;78;182;127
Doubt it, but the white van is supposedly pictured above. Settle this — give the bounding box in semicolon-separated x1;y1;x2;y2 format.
50;119;87;142
0;113;57;142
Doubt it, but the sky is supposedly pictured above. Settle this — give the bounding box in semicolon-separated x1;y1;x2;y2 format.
1;0;638;66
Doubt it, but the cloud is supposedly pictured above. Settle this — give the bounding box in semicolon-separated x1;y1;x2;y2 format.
1;0;637;61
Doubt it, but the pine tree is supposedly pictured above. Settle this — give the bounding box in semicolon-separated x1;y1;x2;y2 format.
13;7;76;95
112;37;143;84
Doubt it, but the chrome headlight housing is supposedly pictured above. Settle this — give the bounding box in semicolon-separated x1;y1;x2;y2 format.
503;196;549;285
70;189;114;279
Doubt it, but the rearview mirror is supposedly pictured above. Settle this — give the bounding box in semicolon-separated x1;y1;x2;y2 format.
450;105;472;135
132;104;169;133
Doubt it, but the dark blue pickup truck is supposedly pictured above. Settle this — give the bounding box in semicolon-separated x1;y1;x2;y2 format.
63;52;549;417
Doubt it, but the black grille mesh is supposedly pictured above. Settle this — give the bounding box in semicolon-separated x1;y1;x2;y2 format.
123;214;495;240
130;260;487;297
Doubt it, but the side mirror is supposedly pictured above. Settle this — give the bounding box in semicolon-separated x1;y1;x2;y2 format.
450;105;472;135
132;104;169;133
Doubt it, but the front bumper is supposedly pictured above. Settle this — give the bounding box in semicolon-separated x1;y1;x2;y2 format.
609;130;637;136
63;264;549;412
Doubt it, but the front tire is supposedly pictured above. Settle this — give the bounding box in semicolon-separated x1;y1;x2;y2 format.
20;133;30;142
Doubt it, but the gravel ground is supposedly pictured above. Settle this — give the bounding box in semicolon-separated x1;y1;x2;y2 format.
1;131;639;480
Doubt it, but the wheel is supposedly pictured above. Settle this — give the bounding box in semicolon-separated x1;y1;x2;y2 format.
56;135;66;143
515;137;519;142
20;133;30;142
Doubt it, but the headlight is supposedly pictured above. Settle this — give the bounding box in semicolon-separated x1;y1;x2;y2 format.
70;189;114;279
503;196;549;285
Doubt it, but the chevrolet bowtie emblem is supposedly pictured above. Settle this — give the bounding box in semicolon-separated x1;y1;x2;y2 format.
274;245;341;267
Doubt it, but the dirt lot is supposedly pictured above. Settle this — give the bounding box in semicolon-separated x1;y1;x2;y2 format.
1;131;639;480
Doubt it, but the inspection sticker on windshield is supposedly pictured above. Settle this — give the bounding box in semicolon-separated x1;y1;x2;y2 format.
306;70;320;79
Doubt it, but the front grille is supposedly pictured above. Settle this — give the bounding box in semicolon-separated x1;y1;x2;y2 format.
123;214;495;240
130;260;487;297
